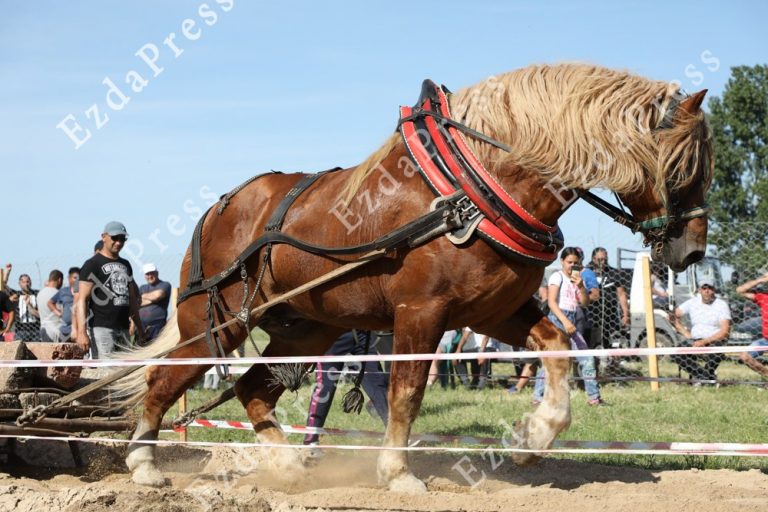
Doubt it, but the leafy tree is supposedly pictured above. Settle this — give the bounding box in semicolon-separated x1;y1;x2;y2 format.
706;65;768;276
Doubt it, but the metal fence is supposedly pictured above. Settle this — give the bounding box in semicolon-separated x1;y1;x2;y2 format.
535;224;768;389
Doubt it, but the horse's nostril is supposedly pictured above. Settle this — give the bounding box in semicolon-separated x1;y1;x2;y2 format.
682;250;705;267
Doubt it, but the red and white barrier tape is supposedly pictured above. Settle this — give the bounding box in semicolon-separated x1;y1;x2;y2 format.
1;345;764;368
166;420;768;456
2;432;767;457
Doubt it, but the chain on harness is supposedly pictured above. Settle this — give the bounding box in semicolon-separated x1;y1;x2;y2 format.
205;258;268;380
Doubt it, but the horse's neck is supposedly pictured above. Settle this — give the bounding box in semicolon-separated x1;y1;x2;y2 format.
374;143;576;228
493;163;577;227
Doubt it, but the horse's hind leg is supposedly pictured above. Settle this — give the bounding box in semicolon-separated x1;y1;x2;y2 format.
377;303;445;493
129;366;212;486
128;360;217;485
233;323;342;474
126;309;247;486
480;300;572;465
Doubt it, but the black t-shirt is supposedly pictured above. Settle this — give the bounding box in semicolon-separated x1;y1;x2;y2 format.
80;253;134;329
0;291;13;313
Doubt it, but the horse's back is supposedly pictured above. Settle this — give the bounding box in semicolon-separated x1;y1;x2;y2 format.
178;171;310;291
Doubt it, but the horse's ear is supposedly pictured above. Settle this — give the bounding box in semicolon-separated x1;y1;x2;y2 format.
679;89;707;114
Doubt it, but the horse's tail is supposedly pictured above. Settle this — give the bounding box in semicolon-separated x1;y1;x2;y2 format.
108;311;181;409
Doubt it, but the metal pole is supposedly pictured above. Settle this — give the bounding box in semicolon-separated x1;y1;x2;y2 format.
642;254;660;391
667;266;676;312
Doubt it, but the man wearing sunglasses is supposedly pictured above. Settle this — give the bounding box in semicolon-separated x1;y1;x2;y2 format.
75;221;146;358
671;279;731;384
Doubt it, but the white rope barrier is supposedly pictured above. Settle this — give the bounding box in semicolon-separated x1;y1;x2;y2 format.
1;344;765;459
2;432;767;457
168;419;768;456
0;345;765;368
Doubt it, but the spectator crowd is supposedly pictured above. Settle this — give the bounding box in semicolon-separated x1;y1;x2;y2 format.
424;245;768;396
1;221;174;359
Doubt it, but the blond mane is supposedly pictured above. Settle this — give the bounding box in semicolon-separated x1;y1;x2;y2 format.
343;63;712;201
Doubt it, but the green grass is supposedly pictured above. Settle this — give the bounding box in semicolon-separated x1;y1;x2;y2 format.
159;352;768;472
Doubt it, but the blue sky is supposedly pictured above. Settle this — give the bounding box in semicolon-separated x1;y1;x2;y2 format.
1;1;766;287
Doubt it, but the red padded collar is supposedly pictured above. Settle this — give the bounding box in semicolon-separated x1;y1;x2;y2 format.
398;81;563;264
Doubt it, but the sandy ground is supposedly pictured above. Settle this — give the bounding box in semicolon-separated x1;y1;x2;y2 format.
0;441;767;512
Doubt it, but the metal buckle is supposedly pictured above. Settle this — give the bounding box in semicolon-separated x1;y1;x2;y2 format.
236;309;250;324
454;195;479;219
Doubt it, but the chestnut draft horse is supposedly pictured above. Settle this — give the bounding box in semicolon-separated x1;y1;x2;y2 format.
120;63;713;491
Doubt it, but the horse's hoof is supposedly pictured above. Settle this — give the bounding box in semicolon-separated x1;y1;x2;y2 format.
508;434;540;466
507;416;542;466
511;452;542;466
131;461;167;487
388;473;427;493
300;443;324;465
269;447;308;474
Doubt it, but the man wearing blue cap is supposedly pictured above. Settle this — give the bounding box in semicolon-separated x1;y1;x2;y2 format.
75;221;146;358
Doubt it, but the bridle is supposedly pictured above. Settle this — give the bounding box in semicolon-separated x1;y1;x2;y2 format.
578;187;709;254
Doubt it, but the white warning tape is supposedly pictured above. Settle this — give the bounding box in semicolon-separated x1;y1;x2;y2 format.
169;420;768;456
2;432;767;457
0;345;764;368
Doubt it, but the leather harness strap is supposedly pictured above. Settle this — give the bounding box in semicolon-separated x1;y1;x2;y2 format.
187;204;213;291
180;169;339;304
187;172;281;294
177;181;477;305
264;172;334;232
218;173;275;215
428;103;556;248
188;168;341;378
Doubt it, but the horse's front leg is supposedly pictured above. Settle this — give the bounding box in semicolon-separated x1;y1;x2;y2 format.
478;299;571;465
514;321;571;464
377;303;445;493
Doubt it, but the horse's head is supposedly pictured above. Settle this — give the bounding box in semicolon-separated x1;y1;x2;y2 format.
616;89;713;272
